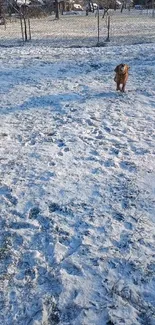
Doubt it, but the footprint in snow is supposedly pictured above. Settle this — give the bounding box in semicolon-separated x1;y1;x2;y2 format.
85;118;96;127
0;185;18;206
89;149;99;157
59;236;71;246
131;146;149;156
4;193;18;206
65;237;82;258
0;184;11;195
62;303;82;323
10;222;39;230
119;160;137;172
48;203;73;217
104;126;111;133
112;212;125;222
104;159;116;168
28;206;40;219
11;233;23;249
62;261;83;276
109;147;119;156
57;139;65;148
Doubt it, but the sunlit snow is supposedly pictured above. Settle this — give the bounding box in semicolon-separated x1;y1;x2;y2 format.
0;10;155;325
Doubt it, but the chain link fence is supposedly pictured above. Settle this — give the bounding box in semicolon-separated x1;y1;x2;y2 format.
0;5;155;47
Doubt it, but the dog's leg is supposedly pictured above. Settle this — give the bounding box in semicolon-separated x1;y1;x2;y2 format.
122;83;126;92
116;82;120;91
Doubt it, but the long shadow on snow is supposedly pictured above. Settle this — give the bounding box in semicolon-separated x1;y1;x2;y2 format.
0;90;118;114
4;33;153;48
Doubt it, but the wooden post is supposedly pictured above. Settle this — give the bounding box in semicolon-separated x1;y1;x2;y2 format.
23;16;28;41
152;0;155;16
28;17;31;40
20;14;24;41
97;6;99;44
55;0;59;19
107;15;110;41
105;15;110;42
20;4;31;41
106;11;108;26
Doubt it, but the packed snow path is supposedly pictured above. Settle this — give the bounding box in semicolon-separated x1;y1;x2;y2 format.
0;42;155;325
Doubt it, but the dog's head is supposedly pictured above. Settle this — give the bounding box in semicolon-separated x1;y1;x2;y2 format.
114;64;130;74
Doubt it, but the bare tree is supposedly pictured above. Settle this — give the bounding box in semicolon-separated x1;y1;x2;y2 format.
20;4;31;41
0;0;6;27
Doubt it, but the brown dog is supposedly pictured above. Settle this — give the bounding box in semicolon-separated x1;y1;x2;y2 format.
114;64;130;92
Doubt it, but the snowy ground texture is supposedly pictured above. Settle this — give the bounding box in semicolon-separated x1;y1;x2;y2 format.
0;10;155;325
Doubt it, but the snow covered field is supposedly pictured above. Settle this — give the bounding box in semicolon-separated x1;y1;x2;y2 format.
0;11;155;325
0;9;155;47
